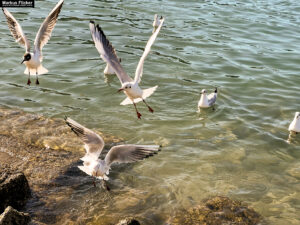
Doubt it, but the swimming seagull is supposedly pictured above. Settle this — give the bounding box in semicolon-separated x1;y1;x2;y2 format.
89;17;164;119
152;14;163;33
65;117;161;189
287;112;300;143
2;0;64;85
198;88;218;109
289;112;300;134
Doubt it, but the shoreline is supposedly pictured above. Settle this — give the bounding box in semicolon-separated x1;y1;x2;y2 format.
0;106;122;224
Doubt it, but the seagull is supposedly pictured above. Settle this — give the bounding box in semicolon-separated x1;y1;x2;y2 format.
89;17;164;119
289;112;300;134
65;117;161;189
152;14;162;33
2;0;64;85
198;88;218;109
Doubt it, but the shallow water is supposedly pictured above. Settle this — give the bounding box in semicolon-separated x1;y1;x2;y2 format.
0;0;300;224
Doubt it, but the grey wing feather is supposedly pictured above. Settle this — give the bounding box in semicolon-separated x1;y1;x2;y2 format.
207;92;217;106
105;145;160;166
89;21;132;84
34;0;64;57
2;8;30;52
65;117;104;158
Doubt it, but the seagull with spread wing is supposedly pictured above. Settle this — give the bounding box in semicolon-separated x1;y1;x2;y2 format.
2;0;64;85
65;117;161;189
89;17;164;119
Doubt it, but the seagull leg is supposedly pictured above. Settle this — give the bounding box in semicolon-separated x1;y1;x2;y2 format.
212;106;215;111
142;99;154;113
35;70;39;85
133;102;142;119
27;71;31;85
93;177;96;187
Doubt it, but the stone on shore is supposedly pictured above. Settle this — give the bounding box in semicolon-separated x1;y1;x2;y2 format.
0;206;30;225
0;172;31;213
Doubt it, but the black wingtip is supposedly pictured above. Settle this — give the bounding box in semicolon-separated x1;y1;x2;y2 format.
214;87;218;93
96;24;101;30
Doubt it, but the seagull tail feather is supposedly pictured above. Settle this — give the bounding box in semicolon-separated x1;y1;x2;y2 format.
120;85;158;105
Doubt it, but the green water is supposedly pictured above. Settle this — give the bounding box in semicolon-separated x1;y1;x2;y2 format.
0;0;300;224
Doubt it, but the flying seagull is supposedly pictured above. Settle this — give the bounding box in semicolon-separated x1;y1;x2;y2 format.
2;0;64;85
65;117;161;189
198;88;218;110
89;17;164;119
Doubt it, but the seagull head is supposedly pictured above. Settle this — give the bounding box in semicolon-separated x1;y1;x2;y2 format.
21;53;31;64
201;89;207;95
118;83;132;92
295;112;300;119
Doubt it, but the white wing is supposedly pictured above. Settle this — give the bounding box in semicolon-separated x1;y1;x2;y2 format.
34;0;64;57
65;117;104;160
134;17;164;84
2;8;30;52
105;145;160;167
90;21;132;84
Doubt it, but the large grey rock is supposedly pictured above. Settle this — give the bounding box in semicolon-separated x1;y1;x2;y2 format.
0;206;30;225
0;172;31;213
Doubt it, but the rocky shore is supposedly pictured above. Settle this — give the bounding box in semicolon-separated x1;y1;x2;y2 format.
0;107;121;224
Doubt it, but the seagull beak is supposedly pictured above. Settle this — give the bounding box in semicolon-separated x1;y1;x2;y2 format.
21;59;25;64
118;88;124;93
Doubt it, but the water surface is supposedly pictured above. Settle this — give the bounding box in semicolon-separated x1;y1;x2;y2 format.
0;0;300;224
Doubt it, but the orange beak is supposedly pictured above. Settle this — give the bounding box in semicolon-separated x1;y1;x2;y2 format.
118;88;124;93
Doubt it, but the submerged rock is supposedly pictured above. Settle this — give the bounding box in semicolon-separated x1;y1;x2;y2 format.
0;107;121;154
0;172;31;213
169;196;264;225
0;206;30;225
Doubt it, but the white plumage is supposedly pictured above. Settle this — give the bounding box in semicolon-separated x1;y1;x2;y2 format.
2;0;64;85
198;88;218;109
65;117;161;186
289;112;300;133
89;16;164;119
